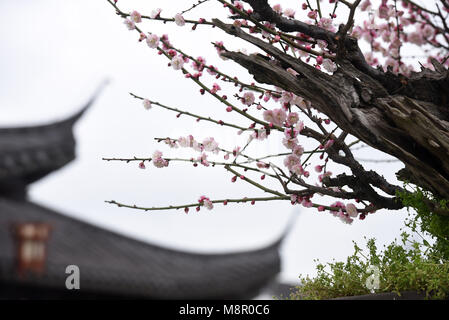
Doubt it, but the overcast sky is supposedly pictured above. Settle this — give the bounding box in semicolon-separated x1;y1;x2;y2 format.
0;0;417;284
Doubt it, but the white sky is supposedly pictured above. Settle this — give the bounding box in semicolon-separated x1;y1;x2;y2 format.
0;0;416;284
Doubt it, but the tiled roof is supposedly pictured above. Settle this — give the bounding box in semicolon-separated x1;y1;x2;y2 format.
0;198;281;299
0;93;96;192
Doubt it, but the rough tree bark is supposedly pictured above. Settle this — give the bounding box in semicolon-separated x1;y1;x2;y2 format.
212;0;449;205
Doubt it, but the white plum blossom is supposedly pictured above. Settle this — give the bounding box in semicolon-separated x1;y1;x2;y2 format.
174;13;185;26
322;59;337;73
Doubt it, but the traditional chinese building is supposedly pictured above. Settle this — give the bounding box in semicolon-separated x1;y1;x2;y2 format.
0;90;285;299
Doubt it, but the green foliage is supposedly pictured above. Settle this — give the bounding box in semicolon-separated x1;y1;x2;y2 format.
397;185;449;260
289;234;449;300
287;183;449;300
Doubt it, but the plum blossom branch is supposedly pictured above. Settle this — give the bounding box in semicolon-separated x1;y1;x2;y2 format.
105;196;289;212
180;0;211;15
104;0;449;223
224;164;285;196
129;93;248;131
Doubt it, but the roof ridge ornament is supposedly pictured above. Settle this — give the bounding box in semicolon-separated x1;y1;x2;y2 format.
0;81;108;192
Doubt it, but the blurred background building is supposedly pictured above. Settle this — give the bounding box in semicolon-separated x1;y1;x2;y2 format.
0;96;292;299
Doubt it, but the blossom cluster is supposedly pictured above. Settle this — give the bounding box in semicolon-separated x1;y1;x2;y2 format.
106;0;443;223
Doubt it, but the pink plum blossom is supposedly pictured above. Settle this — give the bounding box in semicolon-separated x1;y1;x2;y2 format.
174;13;185;26
287;112;299;125
284;127;299;139
284;154;300;170
152;151;168;168
171;56;184;70
197;153;210;167
150;8;162;19
273;108;287;126
146;34;160;49
307;10;317;19
273;4;282;14
322;59;337;72
346;203;358;218
143;99;152;110
283;8;295;18
198;196;213;210
242;91;255;106
130;10;142;23
282;138;298;150
293;145;304;157
202;137;219;153
211;83;221;94
123;19;135;30
360;0;371;11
